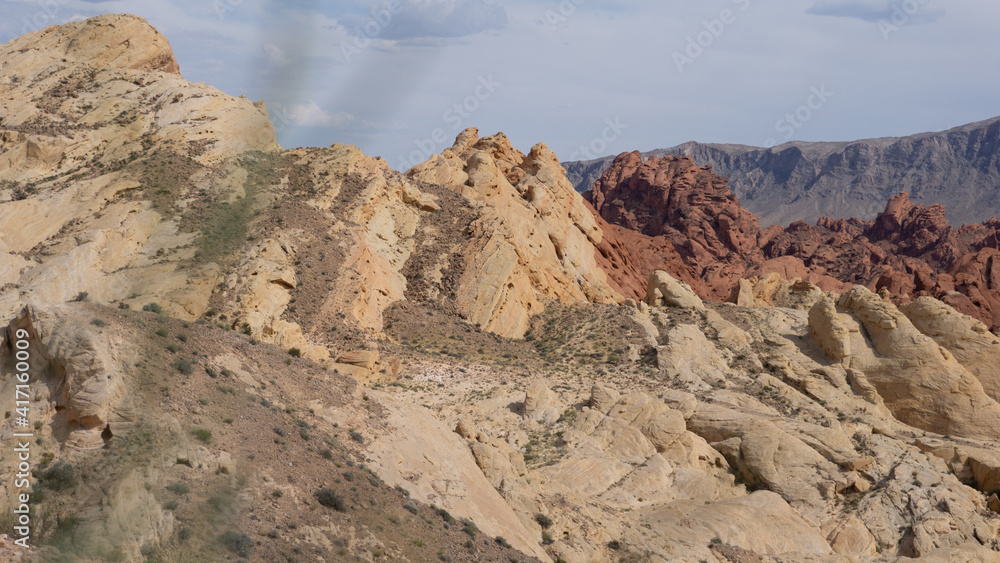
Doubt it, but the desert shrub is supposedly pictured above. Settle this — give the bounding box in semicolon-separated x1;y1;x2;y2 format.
40;461;76;491
219;531;253;556
190;428;211;443
535;513;553;529
166;482;189;495
315;488;346;511
155;328;168;337
142;303;163;314
90;319;106;327
434;506;455;524
172;358;193;374
287;348;301;357
461;518;478;538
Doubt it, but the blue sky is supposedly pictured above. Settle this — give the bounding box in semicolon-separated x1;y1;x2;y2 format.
2;0;997;170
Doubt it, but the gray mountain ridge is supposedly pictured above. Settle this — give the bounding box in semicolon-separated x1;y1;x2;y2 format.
563;116;1000;227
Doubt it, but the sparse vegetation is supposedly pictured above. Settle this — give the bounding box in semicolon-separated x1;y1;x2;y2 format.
535;513;553;529
315;488;346;511
190;428;212;443
142;302;163;314
172;358;193;374
166;482;190;495
219;531;253;556
39;461;76;492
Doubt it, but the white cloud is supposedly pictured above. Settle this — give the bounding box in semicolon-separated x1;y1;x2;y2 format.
274;101;354;128
262;43;289;66
807;0;945;24
338;0;508;40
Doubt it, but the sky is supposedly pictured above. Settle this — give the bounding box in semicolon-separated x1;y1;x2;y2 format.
2;0;998;171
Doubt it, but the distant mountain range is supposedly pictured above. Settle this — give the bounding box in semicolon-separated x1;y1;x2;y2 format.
563;117;1000;226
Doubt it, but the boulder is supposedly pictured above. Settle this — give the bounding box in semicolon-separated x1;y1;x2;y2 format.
523;379;560;424
646;270;703;309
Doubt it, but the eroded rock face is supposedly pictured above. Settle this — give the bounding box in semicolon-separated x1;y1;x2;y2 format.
408;128;622;337
364;395;550;561
2;303;133;449
807;286;1000;439
900;297;1000;402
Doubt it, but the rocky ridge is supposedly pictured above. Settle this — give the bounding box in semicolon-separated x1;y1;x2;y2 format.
564;117;1000;226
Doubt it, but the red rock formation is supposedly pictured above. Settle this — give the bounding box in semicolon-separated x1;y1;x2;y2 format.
587;152;1000;329
587;153;762;301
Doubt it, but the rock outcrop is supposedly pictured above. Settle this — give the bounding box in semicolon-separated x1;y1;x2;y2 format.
2;303;135;450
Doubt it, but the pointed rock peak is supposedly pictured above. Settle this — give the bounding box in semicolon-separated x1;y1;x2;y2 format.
522;142;560;169
472;131;524;167
449;127;479;154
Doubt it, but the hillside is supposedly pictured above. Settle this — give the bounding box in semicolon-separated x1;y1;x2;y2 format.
2;14;1000;563
564;118;1000;226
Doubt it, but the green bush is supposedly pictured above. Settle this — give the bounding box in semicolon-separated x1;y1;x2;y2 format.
90;319;106;327
142;303;163;314
315;488;346;511
191;428;212;443
155;328;168;337
535;513;553;529
173;358;193;374
287;348;301;357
